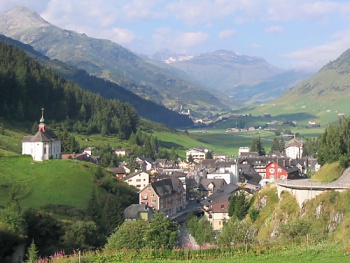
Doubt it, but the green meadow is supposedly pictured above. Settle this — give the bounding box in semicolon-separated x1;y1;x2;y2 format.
0;156;96;209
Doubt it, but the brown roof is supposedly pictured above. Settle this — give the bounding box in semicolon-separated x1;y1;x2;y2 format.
285;137;303;147
22;129;59;143
198;178;227;192
151;178;182;197
106;167;126;174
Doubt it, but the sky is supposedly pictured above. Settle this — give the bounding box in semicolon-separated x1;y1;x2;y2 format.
1;0;350;72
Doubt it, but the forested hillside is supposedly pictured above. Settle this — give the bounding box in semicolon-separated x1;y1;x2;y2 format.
0;35;193;128
0;42;139;139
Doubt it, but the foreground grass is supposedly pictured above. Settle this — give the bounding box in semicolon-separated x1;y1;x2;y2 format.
44;243;349;262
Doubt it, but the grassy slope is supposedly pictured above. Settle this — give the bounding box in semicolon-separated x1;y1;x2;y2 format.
0;156;96;209
311;162;344;183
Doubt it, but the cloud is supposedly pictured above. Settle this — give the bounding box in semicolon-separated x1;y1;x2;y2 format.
285;32;350;71
176;32;208;48
265;26;284;34
110;28;136;45
152;28;208;52
165;0;242;25
219;29;236;39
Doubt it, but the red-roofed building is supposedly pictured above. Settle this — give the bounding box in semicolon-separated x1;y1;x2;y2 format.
265;161;300;180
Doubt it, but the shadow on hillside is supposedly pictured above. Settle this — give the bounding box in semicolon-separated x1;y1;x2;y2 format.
160;141;184;149
274;112;317;122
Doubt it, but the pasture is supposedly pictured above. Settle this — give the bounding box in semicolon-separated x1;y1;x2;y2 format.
0;156;95;209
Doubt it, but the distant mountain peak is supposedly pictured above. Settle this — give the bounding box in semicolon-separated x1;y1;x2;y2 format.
0;6;50;33
152;49;195;63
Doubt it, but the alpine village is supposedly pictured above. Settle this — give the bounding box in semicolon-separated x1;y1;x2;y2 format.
2;5;350;263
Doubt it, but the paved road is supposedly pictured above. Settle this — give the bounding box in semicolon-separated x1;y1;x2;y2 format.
276;166;350;189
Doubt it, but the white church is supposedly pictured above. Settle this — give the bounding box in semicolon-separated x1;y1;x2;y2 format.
22;109;61;161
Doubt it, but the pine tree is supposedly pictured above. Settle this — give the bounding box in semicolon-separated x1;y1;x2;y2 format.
169;148;178;161
228;189;249;220
250;136;265;156
100;193;123;235
279;136;285;153
87;190;101;224
26;239;39;263
270;137;280;152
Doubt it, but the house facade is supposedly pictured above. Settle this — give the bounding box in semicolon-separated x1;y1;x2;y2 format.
113;148;131;157
139;178;185;216
123;171;150;190
265;161;300;180
186;147;212;162
22;109;61;161
201;184;239;230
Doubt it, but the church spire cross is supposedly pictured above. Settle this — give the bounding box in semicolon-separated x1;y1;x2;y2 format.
38;108;46;132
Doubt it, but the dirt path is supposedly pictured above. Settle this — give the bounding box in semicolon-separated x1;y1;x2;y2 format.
179;223;199;249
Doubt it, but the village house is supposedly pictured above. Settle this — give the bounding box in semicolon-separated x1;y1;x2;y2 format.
123;171;150;190
206;171;237;185
201;184;239;231
265;161;300;180
106;167;127;179
198;178;227;198
213;153;227;161
113;148;131;157
22;109;61;161
135;157;154;172
186;147;212;162
139;177;185;216
83;146;94;156
171;171;187;203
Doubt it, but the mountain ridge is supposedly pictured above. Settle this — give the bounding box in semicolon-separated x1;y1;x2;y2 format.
0;6;227;115
153;49;309;105
0;34;193;128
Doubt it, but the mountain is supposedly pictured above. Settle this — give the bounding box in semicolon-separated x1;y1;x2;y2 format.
239;48;350;126
225;70;312;105
0;6;227;115
0;34;193;128
154;49;309;105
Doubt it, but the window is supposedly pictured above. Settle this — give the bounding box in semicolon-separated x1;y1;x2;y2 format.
221;204;224;209
269;168;275;173
151;199;156;203
278;168;282;172
136;179;141;182
151;194;154;197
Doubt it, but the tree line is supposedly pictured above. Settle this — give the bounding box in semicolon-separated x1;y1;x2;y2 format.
0;42;138;139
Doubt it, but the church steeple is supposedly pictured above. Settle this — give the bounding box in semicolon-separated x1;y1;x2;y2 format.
38;108;46;132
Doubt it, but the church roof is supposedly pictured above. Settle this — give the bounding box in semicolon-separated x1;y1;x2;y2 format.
285;137;303;147
22;129;59;143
